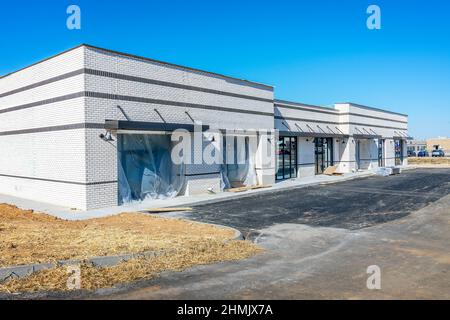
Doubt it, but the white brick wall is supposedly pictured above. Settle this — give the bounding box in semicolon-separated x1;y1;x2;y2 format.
84;47;273;100
0;129;87;209
0;46;88;210
83;47;275;208
0;44;409;210
0;47;84;94
275;101;409;176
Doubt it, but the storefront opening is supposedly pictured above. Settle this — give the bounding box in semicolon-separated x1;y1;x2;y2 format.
315;137;333;175
276;136;297;180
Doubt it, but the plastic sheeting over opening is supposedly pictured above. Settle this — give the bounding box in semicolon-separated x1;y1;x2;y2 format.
221;135;257;189
118;134;185;204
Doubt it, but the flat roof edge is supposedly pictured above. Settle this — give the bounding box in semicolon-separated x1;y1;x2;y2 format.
1;44;274;91
337;102;408;117
275;99;338;112
84;45;274;90
0;44;85;80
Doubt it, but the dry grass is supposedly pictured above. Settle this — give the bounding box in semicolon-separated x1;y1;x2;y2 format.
408;157;450;166
0;240;261;293
0;204;236;268
0;204;261;293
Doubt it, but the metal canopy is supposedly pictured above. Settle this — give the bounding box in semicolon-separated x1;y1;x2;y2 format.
278;131;348;138
105;120;210;132
394;135;414;140
277;122;348;138
353;134;382;139
393;130;413;140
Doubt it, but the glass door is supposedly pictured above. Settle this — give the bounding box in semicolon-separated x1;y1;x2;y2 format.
276;136;297;180
315;138;334;174
395;140;404;165
378;139;385;167
355;140;361;171
315;139;324;174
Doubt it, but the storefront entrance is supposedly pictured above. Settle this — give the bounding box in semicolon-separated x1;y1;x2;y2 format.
395;139;404;166
315;137;333;175
117;134;185;205
223;135;257;188
276;136;297;180
378;139;385;167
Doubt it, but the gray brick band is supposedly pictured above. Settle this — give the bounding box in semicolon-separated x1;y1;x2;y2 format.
0;91;274;117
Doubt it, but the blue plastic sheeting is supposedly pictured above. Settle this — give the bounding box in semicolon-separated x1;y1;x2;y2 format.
118;134;185;204
221;135;257;189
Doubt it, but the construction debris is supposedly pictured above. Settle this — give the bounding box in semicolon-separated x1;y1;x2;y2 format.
323;166;344;176
374;167;401;177
143;207;193;213
227;185;272;193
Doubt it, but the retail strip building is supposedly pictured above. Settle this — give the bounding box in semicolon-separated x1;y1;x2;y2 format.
0;45;410;210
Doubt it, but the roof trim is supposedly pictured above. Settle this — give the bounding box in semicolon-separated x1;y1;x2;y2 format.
337;102;408;117
0;44;85;80
1;44;274;91
275;99;338;113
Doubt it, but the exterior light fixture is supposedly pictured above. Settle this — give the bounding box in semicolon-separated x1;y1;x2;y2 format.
99;132;114;142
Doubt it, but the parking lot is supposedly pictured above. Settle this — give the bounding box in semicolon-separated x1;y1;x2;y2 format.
14;168;450;299
87;168;449;300
187;168;450;235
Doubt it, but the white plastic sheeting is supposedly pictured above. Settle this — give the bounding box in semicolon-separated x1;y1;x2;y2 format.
373;166;401;176
118;134;185;204
221;135;257;189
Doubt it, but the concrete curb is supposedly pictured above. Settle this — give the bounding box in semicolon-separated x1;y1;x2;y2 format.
0;250;166;282
150;213;244;241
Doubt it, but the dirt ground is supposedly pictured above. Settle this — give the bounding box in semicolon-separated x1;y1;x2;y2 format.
0;204;260;293
408;157;450;166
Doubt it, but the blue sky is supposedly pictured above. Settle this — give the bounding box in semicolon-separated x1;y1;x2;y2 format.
0;0;449;139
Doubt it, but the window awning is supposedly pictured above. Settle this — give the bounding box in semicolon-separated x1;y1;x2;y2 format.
105;120;210;132
278;122;348;138
394;135;414;140
353;127;382;139
393;130;413;140
278;131;348;138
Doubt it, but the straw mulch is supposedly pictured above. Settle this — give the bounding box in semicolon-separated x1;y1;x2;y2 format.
0;240;260;293
0;203;238;267
0;204;261;292
408;157;450;165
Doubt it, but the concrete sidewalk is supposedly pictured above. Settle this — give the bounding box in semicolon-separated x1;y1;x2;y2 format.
0;169;410;221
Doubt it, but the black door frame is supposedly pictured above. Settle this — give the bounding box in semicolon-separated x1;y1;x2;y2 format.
355;139;361;171
315;137;334;175
276;136;298;181
378;139;385;167
395;139;404;166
